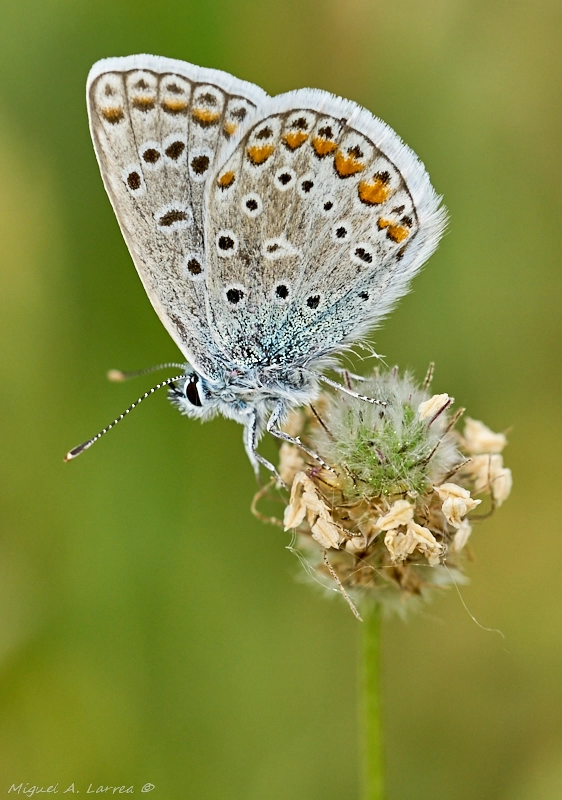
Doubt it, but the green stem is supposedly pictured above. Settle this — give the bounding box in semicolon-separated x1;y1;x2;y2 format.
362;602;384;800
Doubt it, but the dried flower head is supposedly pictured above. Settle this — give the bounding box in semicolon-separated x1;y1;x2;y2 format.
253;366;512;616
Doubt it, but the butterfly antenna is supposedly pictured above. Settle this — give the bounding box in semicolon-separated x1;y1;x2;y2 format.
64;373;187;462
107;362;186;382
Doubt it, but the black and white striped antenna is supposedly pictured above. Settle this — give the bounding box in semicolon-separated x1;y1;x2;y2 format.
64;371;187;462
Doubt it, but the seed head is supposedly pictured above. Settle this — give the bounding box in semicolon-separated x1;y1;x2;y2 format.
253;367;513;615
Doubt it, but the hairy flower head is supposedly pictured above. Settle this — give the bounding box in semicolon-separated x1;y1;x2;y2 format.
254;366;512;616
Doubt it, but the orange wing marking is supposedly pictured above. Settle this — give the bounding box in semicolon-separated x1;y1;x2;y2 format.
101;107;124;124
217;171;236;189
312;137;338;157
283;131;308;150
378;218;410;243
247;144;275;165
191;107;219;124
334;149;366;177
358;172;391;205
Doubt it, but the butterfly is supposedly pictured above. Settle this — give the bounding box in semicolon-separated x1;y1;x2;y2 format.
66;54;446;478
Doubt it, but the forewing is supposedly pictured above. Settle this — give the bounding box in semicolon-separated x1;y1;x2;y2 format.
87;54;268;378
203;89;446;368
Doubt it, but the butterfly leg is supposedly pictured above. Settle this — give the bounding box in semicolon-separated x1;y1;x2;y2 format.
243;412;283;483
266;402;336;474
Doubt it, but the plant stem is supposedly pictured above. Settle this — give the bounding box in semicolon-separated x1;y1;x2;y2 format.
362;602;384;800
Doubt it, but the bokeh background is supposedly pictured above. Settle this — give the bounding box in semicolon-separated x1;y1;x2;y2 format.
0;0;560;797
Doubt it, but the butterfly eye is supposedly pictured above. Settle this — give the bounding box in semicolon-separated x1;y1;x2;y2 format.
185;374;202;407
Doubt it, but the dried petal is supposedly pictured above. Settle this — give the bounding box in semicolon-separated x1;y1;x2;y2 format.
303;487;331;521
463;418;507;454
491;466;512;506
384;522;442;566
345;534;368;554
311;517;342;549
453;519;472;552
436;482;481;528
407;521;442;566
418;393;451;421
464;454;512;504
283;494;307;531
436;482;474;500
283;471;341;544
283;472;316;529
384;529;410;562
279;442;306;486
375;499;414;530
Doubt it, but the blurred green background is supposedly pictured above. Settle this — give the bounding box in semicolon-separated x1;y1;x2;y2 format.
0;0;560;797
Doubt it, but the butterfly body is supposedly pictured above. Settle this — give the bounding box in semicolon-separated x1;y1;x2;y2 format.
84;54;446;475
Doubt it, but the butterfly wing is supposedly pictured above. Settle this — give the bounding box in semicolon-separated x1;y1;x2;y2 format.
87;54;268;378
203;90;446;368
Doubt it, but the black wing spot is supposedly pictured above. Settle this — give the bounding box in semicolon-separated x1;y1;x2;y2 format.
355;247;373;264
318;125;333;138
166;83;183;94
324;201;333;211
191;155;210;174
165;141;185;160
227;288;244;304
335;226;347;239
127;172;141;190
291;116;308;130
255;126;273;140
232;107;247;120
301;180;314;193
275;284;289;300
158;210;188;227
218;235;235;251
142;148;160;164
278;172;292;185
348;144;364;158
359;291;369;300
187;258;202;275
267;243;279;253
199;92;218;105
246;198;258;211
307;295;320;309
